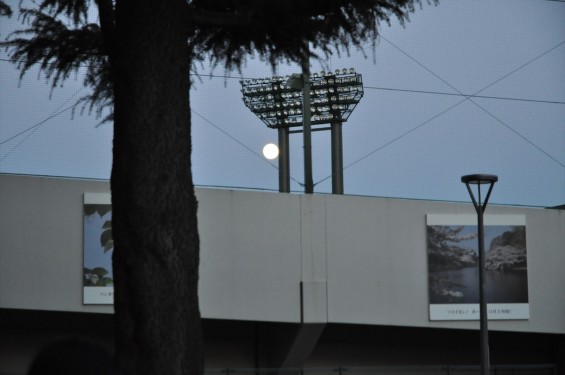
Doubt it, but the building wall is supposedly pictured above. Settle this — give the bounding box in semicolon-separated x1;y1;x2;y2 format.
324;195;565;334
1;174;564;335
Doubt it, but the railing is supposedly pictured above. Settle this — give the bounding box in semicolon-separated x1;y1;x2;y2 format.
206;365;557;375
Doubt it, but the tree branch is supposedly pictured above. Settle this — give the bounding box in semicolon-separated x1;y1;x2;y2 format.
0;0;12;17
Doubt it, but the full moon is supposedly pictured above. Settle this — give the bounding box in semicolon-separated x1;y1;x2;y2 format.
262;143;279;160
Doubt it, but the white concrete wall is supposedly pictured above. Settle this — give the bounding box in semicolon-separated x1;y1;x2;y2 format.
324;195;565;334
197;188;301;322
1;174;564;334
0;175;111;315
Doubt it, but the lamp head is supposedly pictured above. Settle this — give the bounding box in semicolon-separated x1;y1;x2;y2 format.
461;174;498;185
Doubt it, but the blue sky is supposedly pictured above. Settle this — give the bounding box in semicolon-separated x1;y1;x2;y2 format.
1;0;564;207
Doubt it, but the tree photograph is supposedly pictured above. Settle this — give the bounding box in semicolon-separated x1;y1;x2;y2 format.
427;217;529;321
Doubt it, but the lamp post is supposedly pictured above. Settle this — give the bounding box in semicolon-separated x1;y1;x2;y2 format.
461;174;498;375
240;68;363;194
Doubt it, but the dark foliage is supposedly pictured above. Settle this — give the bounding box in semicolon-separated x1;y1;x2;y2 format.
496;226;526;249
0;1;11;17
190;0;426;70
2;0;435;120
427;225;476;251
1;4;112;120
84;203;111;217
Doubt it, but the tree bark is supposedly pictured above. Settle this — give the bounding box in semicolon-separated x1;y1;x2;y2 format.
110;1;203;374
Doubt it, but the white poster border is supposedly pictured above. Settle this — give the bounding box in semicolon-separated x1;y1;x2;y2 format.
426;214;529;321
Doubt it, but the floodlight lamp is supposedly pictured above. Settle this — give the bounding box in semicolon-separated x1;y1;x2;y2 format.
241;68;363;129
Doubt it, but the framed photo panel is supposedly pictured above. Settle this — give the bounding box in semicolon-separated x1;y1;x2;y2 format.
427;214;528;320
83;193;114;304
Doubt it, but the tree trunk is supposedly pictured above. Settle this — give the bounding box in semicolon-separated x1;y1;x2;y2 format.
110;1;203;374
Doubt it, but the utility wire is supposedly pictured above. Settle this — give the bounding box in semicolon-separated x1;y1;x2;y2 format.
3;59;564;106
381;37;565;104
195;71;565;105
1;85;84;155
314;38;565;186
363;86;565;105
2;39;563;181
314;97;470;187
380;36;565;168
192;108;266;162
0;101;77;147
191;109;303;186
3;58;564;111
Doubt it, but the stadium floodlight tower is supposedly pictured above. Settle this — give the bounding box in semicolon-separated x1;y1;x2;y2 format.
241;67;363;194
461;174;498;375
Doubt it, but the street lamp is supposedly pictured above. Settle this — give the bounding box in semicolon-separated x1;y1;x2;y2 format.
241;67;363;194
461;174;498;375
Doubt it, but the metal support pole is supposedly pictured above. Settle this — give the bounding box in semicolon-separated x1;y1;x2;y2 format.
462;174;497;375
278;127;290;193
477;203;490;375
301;54;314;194
331;121;344;194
